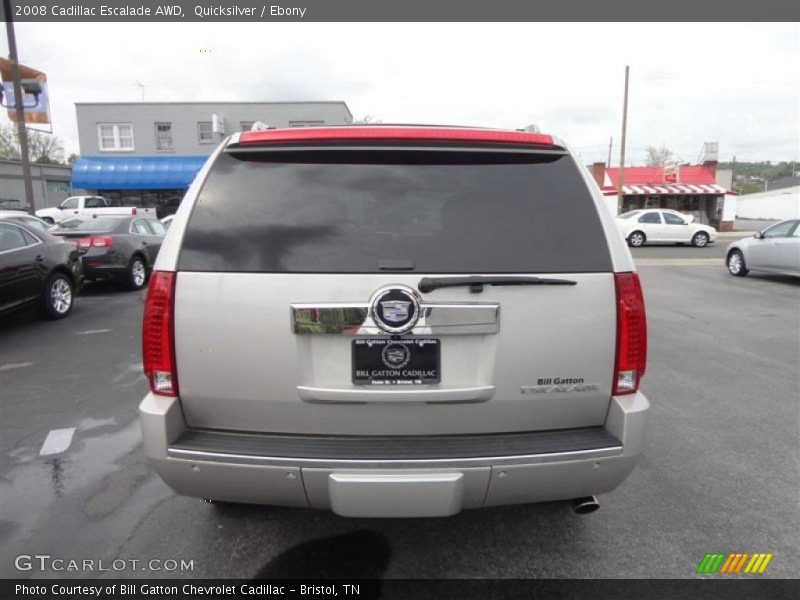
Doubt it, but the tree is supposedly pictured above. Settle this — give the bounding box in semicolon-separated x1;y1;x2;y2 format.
645;144;674;167
0;123;66;165
67;153;78;165
352;114;382;124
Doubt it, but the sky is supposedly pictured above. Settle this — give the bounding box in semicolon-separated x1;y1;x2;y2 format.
2;22;798;164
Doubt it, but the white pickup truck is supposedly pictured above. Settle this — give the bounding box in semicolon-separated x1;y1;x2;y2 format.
36;196;155;225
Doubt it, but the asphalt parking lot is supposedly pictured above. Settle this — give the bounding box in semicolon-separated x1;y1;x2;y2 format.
1;249;798;580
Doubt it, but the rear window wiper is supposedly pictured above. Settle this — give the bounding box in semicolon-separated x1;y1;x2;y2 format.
418;275;577;294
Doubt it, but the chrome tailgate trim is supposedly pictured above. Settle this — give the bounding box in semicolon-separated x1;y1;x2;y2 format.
291;301;500;335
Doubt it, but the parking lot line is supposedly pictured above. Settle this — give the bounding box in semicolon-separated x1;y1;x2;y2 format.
75;329;113;335
0;361;33;372
39;428;77;456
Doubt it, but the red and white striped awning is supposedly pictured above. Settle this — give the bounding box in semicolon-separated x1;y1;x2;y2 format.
620;184;727;195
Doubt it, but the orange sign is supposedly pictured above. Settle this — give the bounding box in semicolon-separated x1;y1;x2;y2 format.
0;58;50;124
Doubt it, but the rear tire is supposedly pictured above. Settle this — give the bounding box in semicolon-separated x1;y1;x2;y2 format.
691;231;710;247
727;250;749;276
628;231;646;247
126;256;147;290
38;273;74;319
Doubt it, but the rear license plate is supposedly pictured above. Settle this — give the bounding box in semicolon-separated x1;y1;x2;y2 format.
353;338;440;385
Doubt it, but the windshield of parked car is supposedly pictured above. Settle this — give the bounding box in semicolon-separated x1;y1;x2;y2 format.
762;220;796;238
618;211;641;219
54;217;125;232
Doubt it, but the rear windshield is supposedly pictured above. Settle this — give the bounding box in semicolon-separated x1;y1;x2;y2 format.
178;149;612;273
54;217;123;232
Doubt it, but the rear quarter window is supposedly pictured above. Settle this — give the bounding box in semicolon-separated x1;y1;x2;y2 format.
178;148;612;274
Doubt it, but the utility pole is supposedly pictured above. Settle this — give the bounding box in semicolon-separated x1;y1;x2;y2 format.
617;66;630;214
2;0;36;214
607;136;613;167
731;155;736;194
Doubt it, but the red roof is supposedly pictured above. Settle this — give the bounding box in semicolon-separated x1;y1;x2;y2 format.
606;166;717;187
236;126;554;148
601;165;731;195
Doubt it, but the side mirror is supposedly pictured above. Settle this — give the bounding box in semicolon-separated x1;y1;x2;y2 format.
754;232;764;239
57;204;64;210
686;215;695;223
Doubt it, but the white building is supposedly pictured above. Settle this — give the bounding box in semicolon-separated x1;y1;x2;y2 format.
736;186;800;221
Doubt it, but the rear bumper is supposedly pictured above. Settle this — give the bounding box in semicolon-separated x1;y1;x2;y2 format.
139;392;649;517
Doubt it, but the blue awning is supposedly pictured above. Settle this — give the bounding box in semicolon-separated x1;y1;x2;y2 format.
71;156;208;190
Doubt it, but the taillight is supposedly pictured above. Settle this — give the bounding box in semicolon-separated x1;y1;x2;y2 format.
77;236;113;248
131;207;138;215
613;272;647;395
142;271;178;396
92;236;112;247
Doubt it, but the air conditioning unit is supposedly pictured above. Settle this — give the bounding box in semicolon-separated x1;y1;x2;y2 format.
212;113;225;134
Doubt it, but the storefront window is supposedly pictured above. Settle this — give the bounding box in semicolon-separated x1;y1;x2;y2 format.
644;195;661;208
678;195;701;211
621;196;641;212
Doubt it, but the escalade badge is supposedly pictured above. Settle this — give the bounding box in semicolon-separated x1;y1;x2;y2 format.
372;286;420;334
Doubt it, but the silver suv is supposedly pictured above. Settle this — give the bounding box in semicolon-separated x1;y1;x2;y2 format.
139;126;649;518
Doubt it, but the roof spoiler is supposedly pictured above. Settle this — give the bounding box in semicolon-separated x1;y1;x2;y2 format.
234;126;556;148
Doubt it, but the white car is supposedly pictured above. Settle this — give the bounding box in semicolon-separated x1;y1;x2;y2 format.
616;209;717;247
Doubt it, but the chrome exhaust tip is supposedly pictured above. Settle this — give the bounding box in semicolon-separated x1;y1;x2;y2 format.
571;496;599;515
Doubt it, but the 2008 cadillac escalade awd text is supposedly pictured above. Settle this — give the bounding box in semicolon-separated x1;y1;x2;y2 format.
139;125;649;518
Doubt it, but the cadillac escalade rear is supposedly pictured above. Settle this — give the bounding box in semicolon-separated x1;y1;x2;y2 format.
139;126;649;517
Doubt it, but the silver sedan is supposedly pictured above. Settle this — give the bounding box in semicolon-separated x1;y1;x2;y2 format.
726;219;800;277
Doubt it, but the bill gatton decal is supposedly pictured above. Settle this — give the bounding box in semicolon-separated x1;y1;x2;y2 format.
521;377;601;394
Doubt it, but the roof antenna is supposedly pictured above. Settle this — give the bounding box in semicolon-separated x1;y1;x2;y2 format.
134;81;145;101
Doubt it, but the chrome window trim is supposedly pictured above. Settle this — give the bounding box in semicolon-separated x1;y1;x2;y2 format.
291;301;500;335
166;445;623;469
0;222;43;255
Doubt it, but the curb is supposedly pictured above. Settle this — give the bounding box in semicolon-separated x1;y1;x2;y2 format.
635;258;722;266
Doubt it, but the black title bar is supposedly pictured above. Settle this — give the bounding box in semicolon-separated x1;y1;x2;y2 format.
3;579;800;600
2;0;798;22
